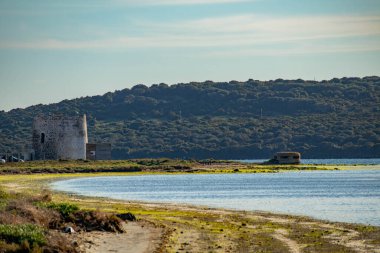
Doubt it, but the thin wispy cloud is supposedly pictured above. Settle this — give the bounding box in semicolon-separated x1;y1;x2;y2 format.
153;15;380;37
1;14;380;56
206;42;380;57
122;0;250;5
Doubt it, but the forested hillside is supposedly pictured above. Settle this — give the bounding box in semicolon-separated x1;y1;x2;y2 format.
1;76;379;159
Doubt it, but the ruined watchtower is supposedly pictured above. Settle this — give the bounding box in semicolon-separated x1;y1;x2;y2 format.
32;114;88;160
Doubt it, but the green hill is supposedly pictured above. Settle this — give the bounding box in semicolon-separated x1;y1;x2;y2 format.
1;76;379;159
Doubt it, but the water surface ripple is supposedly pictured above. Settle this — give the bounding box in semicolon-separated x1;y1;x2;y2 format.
51;170;380;226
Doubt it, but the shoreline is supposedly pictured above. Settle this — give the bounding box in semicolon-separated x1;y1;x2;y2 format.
3;165;380;223
43;182;380;253
49;169;380;227
1;159;380;175
1;164;380;252
52;190;380;228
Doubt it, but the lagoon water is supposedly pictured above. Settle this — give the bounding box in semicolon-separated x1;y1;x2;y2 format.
52;170;380;226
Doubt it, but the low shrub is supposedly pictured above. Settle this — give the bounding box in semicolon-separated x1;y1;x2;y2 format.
73;210;124;233
45;202;79;218
36;191;52;203
0;192;125;252
0;224;46;246
4;199;59;228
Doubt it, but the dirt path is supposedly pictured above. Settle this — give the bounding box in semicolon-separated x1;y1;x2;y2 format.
78;221;162;253
299;221;380;253
273;229;302;253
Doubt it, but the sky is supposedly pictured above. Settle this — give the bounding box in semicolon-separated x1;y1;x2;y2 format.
0;0;380;111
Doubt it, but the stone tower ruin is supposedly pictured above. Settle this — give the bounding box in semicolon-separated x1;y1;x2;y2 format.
32;114;88;160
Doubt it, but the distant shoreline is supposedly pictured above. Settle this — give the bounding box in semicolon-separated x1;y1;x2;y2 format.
0;159;377;174
1;159;380;175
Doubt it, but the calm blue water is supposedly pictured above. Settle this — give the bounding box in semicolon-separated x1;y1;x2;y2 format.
51;170;380;226
236;158;380;165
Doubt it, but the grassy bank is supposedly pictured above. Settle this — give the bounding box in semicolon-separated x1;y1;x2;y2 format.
0;159;353;175
0;161;380;252
0;183;128;252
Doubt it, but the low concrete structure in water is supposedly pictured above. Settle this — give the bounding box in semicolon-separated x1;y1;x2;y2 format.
272;152;301;164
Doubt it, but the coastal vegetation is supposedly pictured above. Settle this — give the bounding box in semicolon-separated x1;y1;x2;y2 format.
0;185;125;252
0;159;336;175
1;77;379;159
0;170;379;253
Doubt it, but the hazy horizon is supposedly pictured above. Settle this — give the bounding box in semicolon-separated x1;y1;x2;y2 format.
1;0;380;111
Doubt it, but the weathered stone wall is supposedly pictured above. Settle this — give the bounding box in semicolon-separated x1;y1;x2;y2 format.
32;115;88;160
86;143;111;160
86;143;97;160
95;143;111;160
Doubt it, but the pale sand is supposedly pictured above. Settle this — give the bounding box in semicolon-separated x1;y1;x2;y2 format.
76;221;163;253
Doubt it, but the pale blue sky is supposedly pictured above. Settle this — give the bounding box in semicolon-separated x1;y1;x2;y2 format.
0;0;379;111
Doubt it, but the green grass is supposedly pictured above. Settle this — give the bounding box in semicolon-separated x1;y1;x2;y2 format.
0;186;9;199
0;159;354;175
0;224;46;246
43;202;79;218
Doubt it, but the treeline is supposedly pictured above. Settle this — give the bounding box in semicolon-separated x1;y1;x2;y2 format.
0;76;379;159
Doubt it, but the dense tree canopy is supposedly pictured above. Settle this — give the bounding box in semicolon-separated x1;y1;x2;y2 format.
0;76;379;159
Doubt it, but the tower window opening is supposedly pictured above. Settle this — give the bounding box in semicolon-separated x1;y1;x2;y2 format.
41;133;45;144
